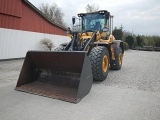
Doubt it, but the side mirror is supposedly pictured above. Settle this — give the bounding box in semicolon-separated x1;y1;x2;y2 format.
72;17;76;25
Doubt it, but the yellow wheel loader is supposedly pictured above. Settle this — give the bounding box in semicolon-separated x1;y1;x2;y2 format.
15;10;124;103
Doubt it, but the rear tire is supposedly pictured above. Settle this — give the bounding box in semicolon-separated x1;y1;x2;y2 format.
89;46;110;81
110;47;123;70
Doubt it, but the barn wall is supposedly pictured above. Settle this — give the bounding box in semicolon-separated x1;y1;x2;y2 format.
0;0;70;60
0;0;22;17
0;0;67;35
0;28;70;60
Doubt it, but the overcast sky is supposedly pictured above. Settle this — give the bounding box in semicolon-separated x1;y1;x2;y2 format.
29;0;160;36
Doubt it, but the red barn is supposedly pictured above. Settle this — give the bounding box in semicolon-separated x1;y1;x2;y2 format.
0;0;70;60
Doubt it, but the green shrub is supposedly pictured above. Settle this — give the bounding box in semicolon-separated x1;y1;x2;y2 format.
125;35;134;49
153;36;160;47
123;42;129;50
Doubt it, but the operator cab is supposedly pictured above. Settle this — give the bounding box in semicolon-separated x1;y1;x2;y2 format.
78;10;110;33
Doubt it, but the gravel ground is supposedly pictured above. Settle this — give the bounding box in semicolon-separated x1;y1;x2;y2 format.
0;50;160;120
0;59;23;87
103;50;160;92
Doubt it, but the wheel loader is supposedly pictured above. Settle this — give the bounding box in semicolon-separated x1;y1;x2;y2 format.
15;10;124;103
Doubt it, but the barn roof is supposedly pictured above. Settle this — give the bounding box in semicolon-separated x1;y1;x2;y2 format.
22;0;67;30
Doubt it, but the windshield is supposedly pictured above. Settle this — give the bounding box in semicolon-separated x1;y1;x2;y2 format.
82;13;107;32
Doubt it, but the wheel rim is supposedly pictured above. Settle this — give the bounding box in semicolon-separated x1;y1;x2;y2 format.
102;55;108;72
119;53;123;65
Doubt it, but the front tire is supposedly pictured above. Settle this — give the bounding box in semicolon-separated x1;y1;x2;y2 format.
89;46;110;81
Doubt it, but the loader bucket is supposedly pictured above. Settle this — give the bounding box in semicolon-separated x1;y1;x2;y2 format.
15;51;93;103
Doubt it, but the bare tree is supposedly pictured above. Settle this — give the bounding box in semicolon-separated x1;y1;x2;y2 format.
40;38;55;51
85;4;99;12
39;3;66;27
